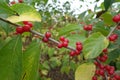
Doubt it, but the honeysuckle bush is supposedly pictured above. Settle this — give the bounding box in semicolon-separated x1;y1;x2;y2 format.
0;0;120;80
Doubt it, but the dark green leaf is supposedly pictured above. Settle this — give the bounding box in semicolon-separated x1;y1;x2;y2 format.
0;36;22;80
104;0;114;11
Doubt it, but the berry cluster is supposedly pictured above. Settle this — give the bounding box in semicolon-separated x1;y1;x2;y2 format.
16;21;33;34
10;0;23;4
70;42;83;56
42;32;51;42
108;34;118;42
112;14;120;23
57;36;69;48
92;50;120;80
83;24;93;31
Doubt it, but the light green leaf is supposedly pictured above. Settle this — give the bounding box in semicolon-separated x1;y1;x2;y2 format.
75;63;95;80
7;3;41;23
58;24;81;36
22;41;40;80
0;36;22;80
83;32;109;59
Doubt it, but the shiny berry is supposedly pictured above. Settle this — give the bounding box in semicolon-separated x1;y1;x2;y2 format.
18;0;23;3
76;45;83;51
70;51;76;56
23;21;29;25
42;37;49;42
109;34;118;41
16;27;23;34
112;15;120;23
45;32;51;38
102;48;108;53
23;25;31;32
11;1;16;4
76;41;82;45
83;25;92;31
63;42;68;47
57;43;63;48
59;36;65;41
92;76;97;80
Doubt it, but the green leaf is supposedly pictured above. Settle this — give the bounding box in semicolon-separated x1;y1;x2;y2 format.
83;32;109;59
75;63;95;80
104;0;114;11
106;49;120;64
58;24;81;36
101;12;114;25
67;34;86;47
116;61;120;70
22;41;40;80
7;3;41;23
0;1;15;14
0;36;22;80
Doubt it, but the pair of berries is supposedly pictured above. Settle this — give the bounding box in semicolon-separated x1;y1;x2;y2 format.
57;36;69;48
112;14;120;23
97;54;108;62
10;0;23;4
42;32;51;42
108;34;118;42
70;42;83;56
16;21;33;34
83;24;93;31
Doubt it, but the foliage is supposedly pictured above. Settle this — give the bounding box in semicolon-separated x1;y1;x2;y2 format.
0;0;120;80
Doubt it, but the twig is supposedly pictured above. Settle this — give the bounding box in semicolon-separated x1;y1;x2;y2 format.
0;17;76;51
107;23;120;38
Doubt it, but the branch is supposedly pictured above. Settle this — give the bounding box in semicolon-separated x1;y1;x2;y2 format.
107;23;120;38
0;17;76;51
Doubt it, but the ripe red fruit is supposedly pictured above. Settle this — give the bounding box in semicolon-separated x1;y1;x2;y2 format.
16;26;23;34
92;76;97;80
59;36;65;41
112;15;120;23
70;51;76;56
42;37;49;42
76;41;82;45
95;70;99;75
94;61;100;66
109;34;118;41
27;22;33;27
98;69;104;76
23;25;31;32
10;1;16;4
23;21;29;25
63;41;68;47
76;45;83;51
114;74;120;80
75;50;80;55
102;48;108;53
83;25;92;31
99;64;104;69
99;54;108;62
18;0;23;3
105;65;111;71
45;32;51;39
64;39;69;43
57;43;63;48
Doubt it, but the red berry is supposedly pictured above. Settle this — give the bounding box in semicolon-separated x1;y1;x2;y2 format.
11;1;16;4
76;41;82;45
76;45;83;51
105;65;111;71
70;51;76;56
109;34;118;41
23;25;31;32
94;61;100;66
45;32;51;39
102;48;108;53
63;42;68;47
75;50;81;55
64;39;69;43
57;43;63;48
18;0;23;3
108;70;114;75
59;36;65;41
99;54;108;62
98;69;104;76
99;64;104;69
27;22;33;27
92;76;97;80
16;26;23;34
95;70;99;75
112;15;120;23
114;74;120;80
42;37;49;42
83;25;92;31
23;21;29;25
